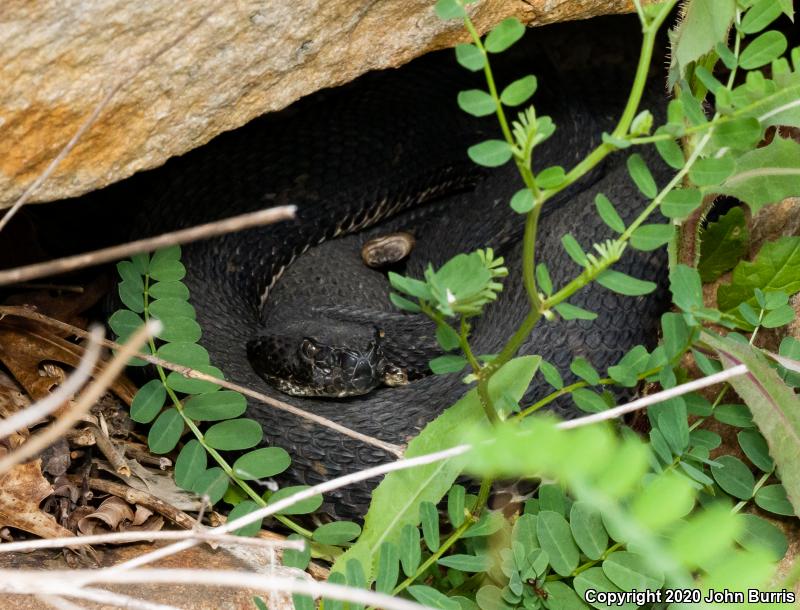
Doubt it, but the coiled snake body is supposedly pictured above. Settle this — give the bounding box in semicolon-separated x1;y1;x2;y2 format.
89;19;671;517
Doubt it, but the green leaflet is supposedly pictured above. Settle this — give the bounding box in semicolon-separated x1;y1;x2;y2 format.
698;207;749;283
702;331;800;516
331;356;541;580
716;235;800;312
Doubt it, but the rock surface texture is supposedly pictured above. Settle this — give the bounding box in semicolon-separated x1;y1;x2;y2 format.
1;0;635;208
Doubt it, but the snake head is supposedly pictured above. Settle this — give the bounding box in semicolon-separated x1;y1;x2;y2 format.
247;327;396;397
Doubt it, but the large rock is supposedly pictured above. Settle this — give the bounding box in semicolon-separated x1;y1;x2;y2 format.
0;0;635;209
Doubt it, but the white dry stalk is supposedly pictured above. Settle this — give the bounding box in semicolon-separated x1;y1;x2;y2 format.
36;587;180;610
0;326;103;440
1;569;432;610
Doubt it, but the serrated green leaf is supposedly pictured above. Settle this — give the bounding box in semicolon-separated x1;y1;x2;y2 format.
668;0;736;86
468;140;512;167
233;447;291;480
699;206;749;282
500;75;537;106
184;391;247;421
205;419;262;450
148;407;184;454
597;270;656;296
174;439;206;490
739;30;788;69
485;18;525;53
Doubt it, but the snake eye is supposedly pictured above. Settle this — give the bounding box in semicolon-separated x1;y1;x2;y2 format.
301;339;318;360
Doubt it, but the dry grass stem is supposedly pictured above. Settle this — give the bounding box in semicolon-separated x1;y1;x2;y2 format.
0;326;103;440
0;206;297;286
0;306;404;456
0;5;223;234
0;321;159;474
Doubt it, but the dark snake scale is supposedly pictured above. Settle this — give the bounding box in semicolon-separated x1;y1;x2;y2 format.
70;17;672;517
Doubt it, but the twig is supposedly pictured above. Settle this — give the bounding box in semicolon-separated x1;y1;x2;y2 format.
0;529;304;554
88;424;130;477
0;326;103;440
84;445;470;577
0;5;222;234
0;206;296;286
2;569;432;610
557;364;749;430
0;321;159;474
0;306;404;457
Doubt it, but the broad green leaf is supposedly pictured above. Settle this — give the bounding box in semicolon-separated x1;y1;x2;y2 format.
166;365;224;394
462;510;504;538
148;407;183;454
228;501;262;536
390;293;420;313
661;188;702;219
174;439;206;490
500;75;537;106
653;397;689;455
595;194;625;233
737;429;774;472
630;224;673;251
455;44;485;72
457;90;495;117
192;467;228;505
736;514;788;560
762;304;795;328
739;30;788;69
184;391;247;421
602;551;664;591
205;419;262;450
313;521;362;544
712;137;800;213
668;0;735;85
596;270;656;296
574;567;634;610
346;560;367;610
717;236;800;312
569;502;607;561
698;206;749;282
712;455;756;499
512;513;539;552
484;18;525;53
375;542;399;594
333;356;541;580
468;140;512;167
130;379;166;423
754;484;794;516
266;485;322;515
536;510;579;577
689;155;735;186
626;154;657;198
233;447;291;480
536;263;552;295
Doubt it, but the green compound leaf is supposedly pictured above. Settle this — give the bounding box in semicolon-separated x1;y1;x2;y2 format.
205;418;262;450
192;467;229;505
313;521;362;544
711;455;756;499
596;270;657;296
717;235;800;312
689;155;735;186
266;485;322;515
554;302;597;321
739;30;788;69
148;280;190;300
184;391;247;421
174;439;206;490
711;137;800;213
484;18;525;54
737;429;774;472
626;153;657;198
595;193;625;233
148;408;184;454
500;75;537;106
754;484;795;516
570;357;600;386
630;224;673;251
153;315;201;343
434;0;466;20
574;567;633;610
375;542;399;594
569;502;607;561
227;500;262;536
233;447;291;480
736;514;788;560
166;364;225;395
457;89;496;117
661;188;702;220
698;206;749;282
536;510;579;577
130;379;166;423
602;551;664;591
455;43;486;72
468;139;513;167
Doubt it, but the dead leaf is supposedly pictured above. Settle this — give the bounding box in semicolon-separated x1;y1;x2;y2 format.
78;496;134;534
0;386;32;449
0;459;73;539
